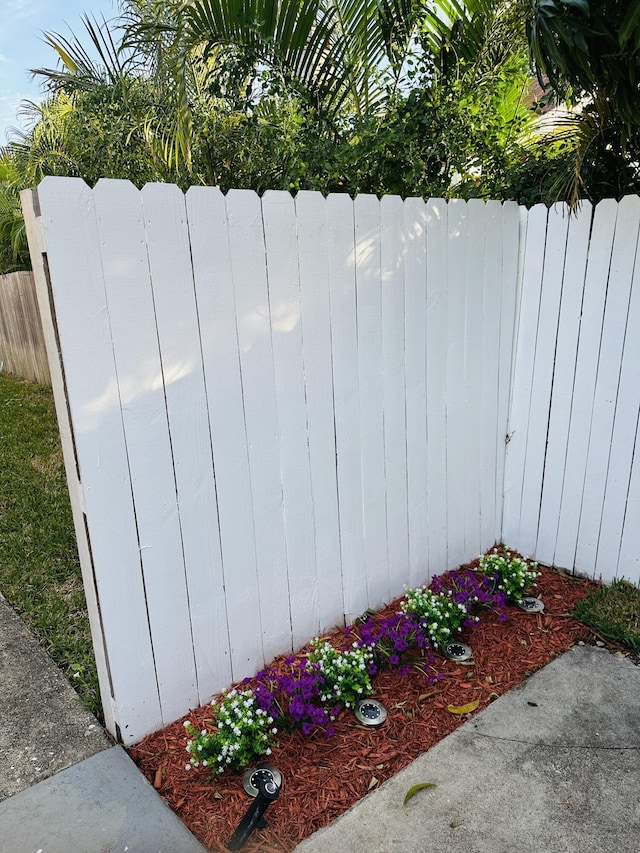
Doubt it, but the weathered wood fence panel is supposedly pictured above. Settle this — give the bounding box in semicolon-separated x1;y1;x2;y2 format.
0;270;50;385
504;197;640;586
23;179;519;744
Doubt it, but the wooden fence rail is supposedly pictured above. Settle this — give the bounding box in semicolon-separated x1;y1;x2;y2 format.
0;270;50;385
20;179;639;746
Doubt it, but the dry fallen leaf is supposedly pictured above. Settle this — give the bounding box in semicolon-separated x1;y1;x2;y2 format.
447;699;480;715
368;777;379;791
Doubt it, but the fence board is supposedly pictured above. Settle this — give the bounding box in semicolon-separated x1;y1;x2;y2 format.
225;189;292;659
355;195;389;609
575;196;640;575
404;197;429;585
463;199;486;558
536;202;592;564
595;240;640;580
0;271;50;384
424;198;448;571
262;190;320;648
186;186;264;682
33;178;163;743
327;194;366;621
295;191;344;631
381;195;410;588
479;201;503;551
518;204;570;556
141;182;232;700
93;180;199;722
554;199;618;570
502;204;548;549
445;199;468;569
618;432;640;585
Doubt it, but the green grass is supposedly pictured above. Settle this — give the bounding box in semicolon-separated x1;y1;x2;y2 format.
0;372;101;718
573;578;640;652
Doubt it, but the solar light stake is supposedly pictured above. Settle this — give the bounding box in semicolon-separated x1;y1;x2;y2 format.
226;769;281;851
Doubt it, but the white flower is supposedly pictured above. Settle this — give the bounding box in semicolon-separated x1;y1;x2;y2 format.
265;748;272;755
185;764;191;771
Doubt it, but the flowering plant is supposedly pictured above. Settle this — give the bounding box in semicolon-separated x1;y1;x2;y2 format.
253;656;340;737
184;689;277;776
307;639;375;710
479;547;540;602
401;586;469;649
430;569;508;623
353;611;438;679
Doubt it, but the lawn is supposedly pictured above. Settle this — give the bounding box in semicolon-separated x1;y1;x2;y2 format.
0;372;100;718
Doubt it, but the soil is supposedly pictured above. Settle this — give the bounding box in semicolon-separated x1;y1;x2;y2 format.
129;563;602;852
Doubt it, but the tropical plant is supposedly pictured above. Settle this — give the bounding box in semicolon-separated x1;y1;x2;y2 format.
520;0;640;204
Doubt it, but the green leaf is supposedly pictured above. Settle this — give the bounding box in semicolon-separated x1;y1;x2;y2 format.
403;782;436;808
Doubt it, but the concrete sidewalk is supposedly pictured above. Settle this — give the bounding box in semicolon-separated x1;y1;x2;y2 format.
0;593;206;852
2;586;639;853
295;644;640;853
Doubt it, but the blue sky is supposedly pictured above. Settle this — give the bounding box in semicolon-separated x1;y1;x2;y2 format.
0;0;118;143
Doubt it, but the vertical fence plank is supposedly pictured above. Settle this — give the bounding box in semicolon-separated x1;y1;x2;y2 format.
295;191;344;631
479;201;503;552
536;202;592;564
355;195;389;609
462;200;486;558
92;180;198;722
518;204;570;556
618;435;640;585
327;193;366;621
141;183;232;701
502;204;548;551
262;190;320;647
576;195;640;574
186;186;265;681
34;178;162;743
225;189;292;659
425;198;448;571
554;199;618;570
445;199;468;569
381;195;410;591
496;202;522;543
404;197;429;585
595;240;640;580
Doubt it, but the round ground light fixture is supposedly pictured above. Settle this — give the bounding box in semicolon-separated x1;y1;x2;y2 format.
517;597;544;613
354;698;388;727
242;764;282;798
442;641;473;661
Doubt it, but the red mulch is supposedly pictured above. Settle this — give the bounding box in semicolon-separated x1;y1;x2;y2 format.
129;563;596;852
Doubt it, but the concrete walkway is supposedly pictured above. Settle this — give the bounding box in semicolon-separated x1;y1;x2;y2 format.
295;644;640;853
0;593;206;852
2;588;639;853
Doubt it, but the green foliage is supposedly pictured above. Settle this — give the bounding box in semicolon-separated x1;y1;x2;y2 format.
0;374;101;717
307;639;374;708
521;0;640;204
479;546;540;602
184;689;278;775
573;579;640;651
401;586;469;649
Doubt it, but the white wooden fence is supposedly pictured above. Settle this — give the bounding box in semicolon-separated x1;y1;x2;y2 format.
21;179;639;745
504;196;640;586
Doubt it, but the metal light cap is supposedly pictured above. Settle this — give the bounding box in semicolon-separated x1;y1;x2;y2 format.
354;698;388;727
242;764;282;798
517;596;544;613
442;641;473;661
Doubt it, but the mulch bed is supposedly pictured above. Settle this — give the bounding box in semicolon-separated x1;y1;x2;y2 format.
129;562;597;852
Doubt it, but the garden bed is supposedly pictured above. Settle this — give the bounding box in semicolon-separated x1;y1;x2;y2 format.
130;561;593;852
